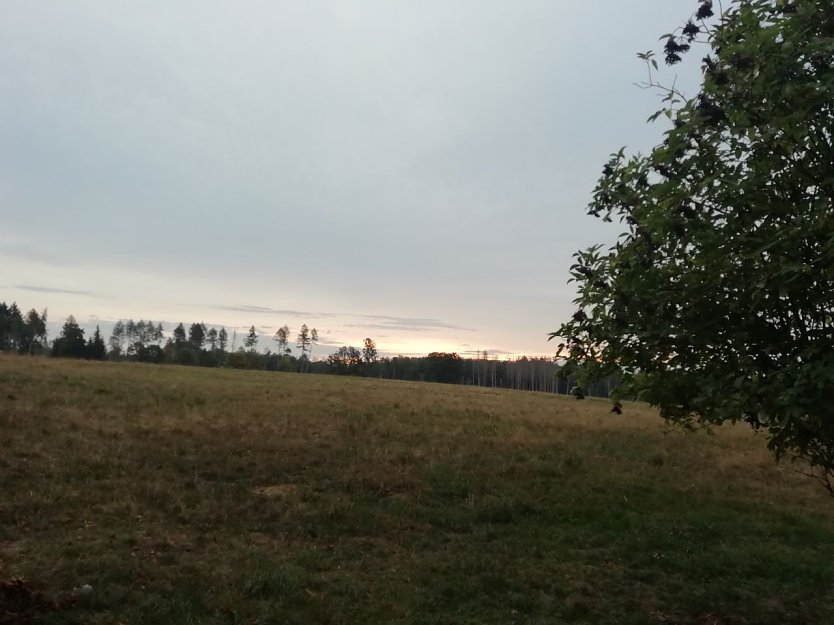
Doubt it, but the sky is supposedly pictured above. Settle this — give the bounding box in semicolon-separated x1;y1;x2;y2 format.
0;1;703;358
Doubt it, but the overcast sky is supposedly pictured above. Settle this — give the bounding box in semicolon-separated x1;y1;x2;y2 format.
0;1;702;357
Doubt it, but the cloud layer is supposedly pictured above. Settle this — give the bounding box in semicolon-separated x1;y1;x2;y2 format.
1;1;701;356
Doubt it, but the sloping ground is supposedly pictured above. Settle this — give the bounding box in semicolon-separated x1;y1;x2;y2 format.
0;354;832;624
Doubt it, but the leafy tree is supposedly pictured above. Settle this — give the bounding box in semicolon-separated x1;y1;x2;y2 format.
424;352;464;385
362;338;378;363
225;351;248;369
553;0;834;489
225;350;263;369
21;308;47;355
244;325;258;351
136;320;163;347
51;315;86;359
109;320;126;358
125;319;138;355
110;319;163;358
327;346;363;374
361;337;379;376
135;343;165;363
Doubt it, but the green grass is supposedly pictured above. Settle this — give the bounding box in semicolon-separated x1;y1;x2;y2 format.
1;354;833;624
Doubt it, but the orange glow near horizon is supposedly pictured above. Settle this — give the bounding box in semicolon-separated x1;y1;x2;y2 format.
376;338;554;361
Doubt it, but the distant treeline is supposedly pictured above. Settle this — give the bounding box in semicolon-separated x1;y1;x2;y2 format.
0;301;614;397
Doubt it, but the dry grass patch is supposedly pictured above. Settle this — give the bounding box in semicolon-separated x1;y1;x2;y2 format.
1;354;833;624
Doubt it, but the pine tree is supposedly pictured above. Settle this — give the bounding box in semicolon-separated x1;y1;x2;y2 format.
273;325;290;354
244;326;258;351
173;323;187;344
86;326;107;360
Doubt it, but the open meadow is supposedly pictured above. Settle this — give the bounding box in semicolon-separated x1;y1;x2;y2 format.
1;354;833;624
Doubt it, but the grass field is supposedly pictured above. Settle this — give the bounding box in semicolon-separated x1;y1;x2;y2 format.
1;354;833;624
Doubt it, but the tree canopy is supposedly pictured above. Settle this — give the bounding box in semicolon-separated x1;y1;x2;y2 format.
51;316;87;359
553;1;834;488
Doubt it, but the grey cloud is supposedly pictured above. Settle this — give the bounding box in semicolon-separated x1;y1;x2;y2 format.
357;315;475;332
343;323;433;333
323;318;475;333
15;284;95;297
214;305;339;319
216;305;473;333
342;320;473;333
311;336;342;347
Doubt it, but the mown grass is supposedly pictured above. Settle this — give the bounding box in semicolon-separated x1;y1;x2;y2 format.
1;354;833;624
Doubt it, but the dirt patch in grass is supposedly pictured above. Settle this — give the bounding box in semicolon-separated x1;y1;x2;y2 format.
253;484;298;498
